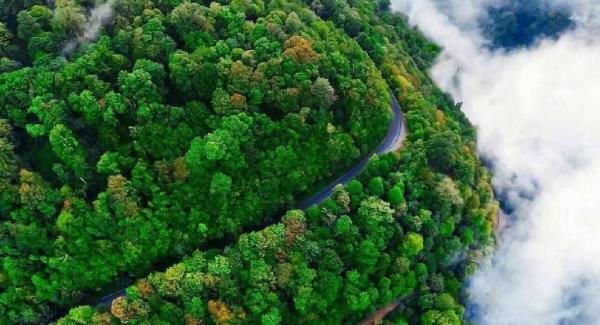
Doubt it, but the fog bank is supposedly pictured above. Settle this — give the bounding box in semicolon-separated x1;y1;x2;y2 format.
392;0;600;324
63;0;115;54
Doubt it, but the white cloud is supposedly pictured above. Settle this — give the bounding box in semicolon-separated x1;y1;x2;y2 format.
83;0;115;41
551;0;600;30
63;0;115;55
392;1;600;324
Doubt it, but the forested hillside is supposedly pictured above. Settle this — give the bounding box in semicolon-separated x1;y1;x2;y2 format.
0;0;393;322
60;151;496;324
0;0;497;324
61;0;499;324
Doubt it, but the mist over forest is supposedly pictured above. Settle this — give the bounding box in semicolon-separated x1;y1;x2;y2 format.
1;0;597;323
393;0;600;324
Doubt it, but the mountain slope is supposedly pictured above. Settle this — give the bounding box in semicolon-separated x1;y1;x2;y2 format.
56;0;498;324
0;1;393;322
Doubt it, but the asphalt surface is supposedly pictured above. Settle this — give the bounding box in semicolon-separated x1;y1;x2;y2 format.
94;92;406;308
95;288;127;307
298;92;406;210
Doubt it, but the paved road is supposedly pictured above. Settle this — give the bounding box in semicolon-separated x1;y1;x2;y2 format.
94;92;406;308
95;288;126;308
298;92;407;210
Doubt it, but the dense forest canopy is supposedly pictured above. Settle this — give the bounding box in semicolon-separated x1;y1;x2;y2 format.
0;0;392;321
61;150;496;324
0;0;497;324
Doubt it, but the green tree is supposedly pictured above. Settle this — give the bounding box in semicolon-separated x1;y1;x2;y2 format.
210;172;232;195
212;88;232;115
368;176;385;197
403;232;424;257
387;183;405;207
0;22;11;54
169;2;212;37
421;310;460;325
311;77;337;109
49;124;86;177
51;0;86;37
133;19;176;63
0;120;17;189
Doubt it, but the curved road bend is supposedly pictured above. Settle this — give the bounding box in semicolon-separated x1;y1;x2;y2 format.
94;92;407;308
298;92;407;209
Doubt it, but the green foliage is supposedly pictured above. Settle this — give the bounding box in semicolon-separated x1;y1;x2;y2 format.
387;182;406;206
368;176;385;196
52;0;86;37
48;123;87;177
0;22;10;53
0;0;393;322
311;77;337;109
403;232;424;257
1;0;497;323
59;146;496;323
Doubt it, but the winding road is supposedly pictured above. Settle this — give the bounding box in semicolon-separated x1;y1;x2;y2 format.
298;92;407;209
94;92;407;308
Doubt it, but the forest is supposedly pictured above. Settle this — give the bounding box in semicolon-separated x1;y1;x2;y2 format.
60;149;496;324
0;0;497;324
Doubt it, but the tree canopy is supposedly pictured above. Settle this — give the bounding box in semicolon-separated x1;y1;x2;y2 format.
0;0;497;323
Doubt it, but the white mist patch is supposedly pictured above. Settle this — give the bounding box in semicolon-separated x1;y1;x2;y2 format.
471;161;600;324
551;0;600;30
83;0;115;40
63;0;115;54
393;0;600;324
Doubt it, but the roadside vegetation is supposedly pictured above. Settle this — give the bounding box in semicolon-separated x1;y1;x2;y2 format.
0;0;497;323
60;148;496;324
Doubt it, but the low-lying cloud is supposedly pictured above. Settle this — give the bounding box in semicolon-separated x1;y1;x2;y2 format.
392;0;600;324
63;0;115;54
82;0;115;41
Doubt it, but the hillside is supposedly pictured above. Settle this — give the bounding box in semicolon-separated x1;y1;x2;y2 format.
0;0;497;324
